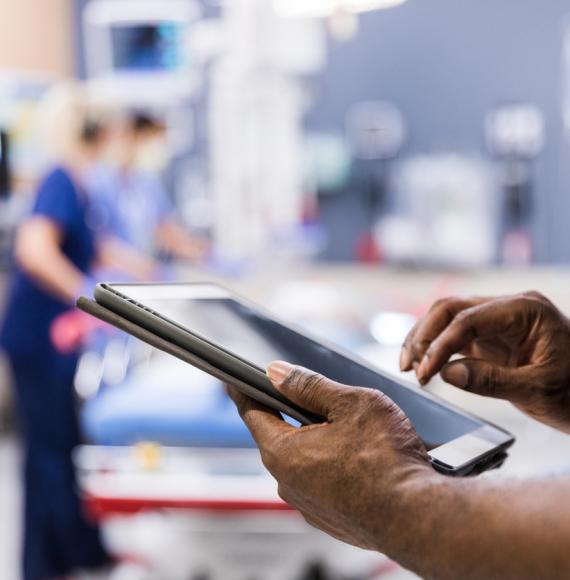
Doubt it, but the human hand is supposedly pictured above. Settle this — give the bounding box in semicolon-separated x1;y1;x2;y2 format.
50;309;108;354
400;292;570;432
228;362;434;552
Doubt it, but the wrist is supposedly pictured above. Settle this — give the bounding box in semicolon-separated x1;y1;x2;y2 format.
73;276;97;303
377;465;446;557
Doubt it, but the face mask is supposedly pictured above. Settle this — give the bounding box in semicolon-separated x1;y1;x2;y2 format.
134;138;171;172
101;140;124;168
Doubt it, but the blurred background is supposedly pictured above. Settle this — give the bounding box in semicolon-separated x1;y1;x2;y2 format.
1;0;570;579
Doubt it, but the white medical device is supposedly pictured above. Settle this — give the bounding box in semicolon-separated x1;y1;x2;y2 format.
83;0;201;106
273;0;407;19
207;0;409;264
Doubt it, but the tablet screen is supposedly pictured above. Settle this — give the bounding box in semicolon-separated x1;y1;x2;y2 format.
118;287;483;451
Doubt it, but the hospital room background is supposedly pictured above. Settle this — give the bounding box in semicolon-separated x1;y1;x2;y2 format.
0;1;570;579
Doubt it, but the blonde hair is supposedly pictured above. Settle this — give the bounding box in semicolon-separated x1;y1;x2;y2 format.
36;80;98;163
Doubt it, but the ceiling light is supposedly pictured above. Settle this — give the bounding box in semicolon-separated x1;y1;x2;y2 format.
274;0;407;19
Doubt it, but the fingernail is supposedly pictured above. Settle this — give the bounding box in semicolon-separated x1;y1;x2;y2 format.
267;361;295;387
400;348;412;371
441;363;469;388
417;356;429;384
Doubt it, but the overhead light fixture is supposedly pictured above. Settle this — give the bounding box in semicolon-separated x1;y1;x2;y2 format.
274;0;407;19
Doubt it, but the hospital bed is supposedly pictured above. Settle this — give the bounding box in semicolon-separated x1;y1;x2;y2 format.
75;334;404;580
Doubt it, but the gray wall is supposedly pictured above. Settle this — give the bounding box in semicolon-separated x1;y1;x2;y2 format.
307;0;570;262
74;0;570;262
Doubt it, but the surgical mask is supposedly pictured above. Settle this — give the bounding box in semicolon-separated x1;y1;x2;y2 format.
134;138;171;172
101;140;124;168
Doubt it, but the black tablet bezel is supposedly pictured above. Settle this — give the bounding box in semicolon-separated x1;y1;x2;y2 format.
93;282;515;476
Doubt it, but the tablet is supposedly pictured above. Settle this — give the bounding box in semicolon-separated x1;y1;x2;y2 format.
90;282;515;476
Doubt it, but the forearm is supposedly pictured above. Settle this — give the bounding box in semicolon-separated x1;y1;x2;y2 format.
23;250;83;303
16;224;84;304
383;473;570;580
97;237;157;281
155;220;207;262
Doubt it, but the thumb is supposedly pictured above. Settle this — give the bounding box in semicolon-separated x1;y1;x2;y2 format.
267;361;346;418
441;359;532;401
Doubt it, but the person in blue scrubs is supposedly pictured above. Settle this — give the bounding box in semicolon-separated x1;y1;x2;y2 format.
89;113;209;263
0;167;110;580
0;84;150;580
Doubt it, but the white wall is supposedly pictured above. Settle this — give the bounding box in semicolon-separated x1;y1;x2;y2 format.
0;0;73;75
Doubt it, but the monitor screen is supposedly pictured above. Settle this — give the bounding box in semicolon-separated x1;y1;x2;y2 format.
111;23;186;72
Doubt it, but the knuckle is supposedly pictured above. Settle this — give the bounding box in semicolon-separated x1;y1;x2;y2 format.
411;337;431;355
329;388;360;415
353;388;380;409
304;372;329;392
517;293;555;319
282;367;306;390
514;295;548;325
364;388;397;413
334;387;358;405
521;290;547;303
451;308;478;336
527;292;560;318
293;370;329;402
285;368;324;391
454;309;471;325
431;296;456;310
475;366;500;397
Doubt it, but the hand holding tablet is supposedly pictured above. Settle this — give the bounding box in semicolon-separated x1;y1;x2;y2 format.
78;282;514;476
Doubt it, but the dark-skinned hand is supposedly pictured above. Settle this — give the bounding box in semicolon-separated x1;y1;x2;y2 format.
400;291;570;433
228;362;434;552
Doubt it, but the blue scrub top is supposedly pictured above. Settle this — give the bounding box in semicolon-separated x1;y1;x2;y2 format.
0;167;96;357
87;165;173;254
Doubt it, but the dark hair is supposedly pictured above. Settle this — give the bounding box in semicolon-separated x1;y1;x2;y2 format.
81;119;106;144
130;113;165;134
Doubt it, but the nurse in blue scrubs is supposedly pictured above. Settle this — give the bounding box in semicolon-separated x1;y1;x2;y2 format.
0;85;152;580
89;113;209;263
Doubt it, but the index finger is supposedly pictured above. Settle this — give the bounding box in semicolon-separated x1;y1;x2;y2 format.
401;296;490;371
417;300;515;383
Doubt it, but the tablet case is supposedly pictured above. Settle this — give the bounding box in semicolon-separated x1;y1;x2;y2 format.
77;297;512;476
77;297;312;423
